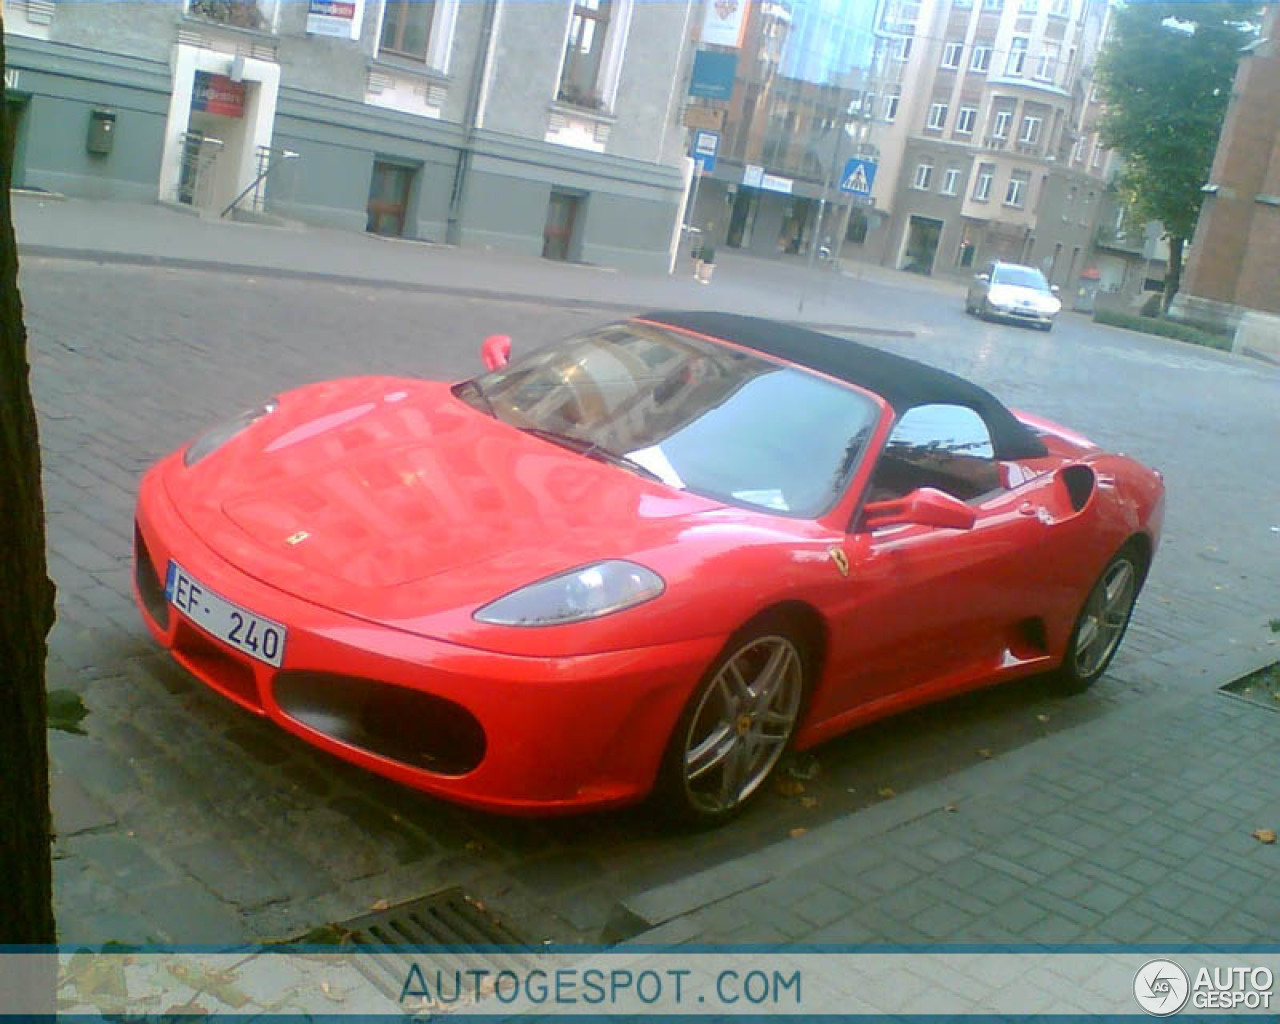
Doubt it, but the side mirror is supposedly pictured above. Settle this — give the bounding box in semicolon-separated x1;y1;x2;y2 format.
481;334;512;371
976;273;990;283
861;487;978;532
1050;284;1061;295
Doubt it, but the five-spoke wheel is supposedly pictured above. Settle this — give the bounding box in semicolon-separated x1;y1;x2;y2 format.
1060;547;1142;690
660;622;807;824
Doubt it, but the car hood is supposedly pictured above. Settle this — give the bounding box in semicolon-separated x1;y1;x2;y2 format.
166;376;724;607
989;284;1061;312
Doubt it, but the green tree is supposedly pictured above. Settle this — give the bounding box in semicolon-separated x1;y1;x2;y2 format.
1097;3;1254;310
0;25;59;943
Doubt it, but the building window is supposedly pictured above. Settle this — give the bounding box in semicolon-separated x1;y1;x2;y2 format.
956;106;977;134
1035;46;1059;81
1050;0;1070;16
1072;134;1087;163
970;43;992;72
1007;36;1028;75
1019;115;1042;145
1005;171;1030;207
941;166;962;195
982;0;1003;10
992;110;1012;140
892;36;914;61
1092;142;1105;168
1019;0;1038;10
974;163;994;201
558;0;613;109
927;102;949;130
189;0;280;31
954;0;973;8
913;163;934;190
942;41;964;69
884;92;900;122
379;0;437;59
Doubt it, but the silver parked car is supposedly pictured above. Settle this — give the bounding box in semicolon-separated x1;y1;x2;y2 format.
965;261;1062;331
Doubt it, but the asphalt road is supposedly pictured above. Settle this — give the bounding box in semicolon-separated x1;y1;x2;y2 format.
24;255;1279;945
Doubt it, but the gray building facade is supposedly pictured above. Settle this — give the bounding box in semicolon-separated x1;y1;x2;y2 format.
4;0;697;271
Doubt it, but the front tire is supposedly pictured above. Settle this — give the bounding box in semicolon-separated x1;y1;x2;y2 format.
1058;546;1143;692
657;617;808;826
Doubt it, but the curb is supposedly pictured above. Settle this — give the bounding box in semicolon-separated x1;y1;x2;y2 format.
607;643;1278;943
17;243;917;339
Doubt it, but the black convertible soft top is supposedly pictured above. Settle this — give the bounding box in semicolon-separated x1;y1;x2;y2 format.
639;311;1048;461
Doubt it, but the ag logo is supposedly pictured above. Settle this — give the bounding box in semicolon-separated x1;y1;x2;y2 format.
1134;959;1190;1016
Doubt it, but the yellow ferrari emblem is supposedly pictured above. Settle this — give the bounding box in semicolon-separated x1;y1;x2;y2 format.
828;547;850;577
285;530;310;546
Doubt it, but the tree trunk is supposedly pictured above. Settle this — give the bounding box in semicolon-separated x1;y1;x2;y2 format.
1163;235;1184;314
0;26;59;945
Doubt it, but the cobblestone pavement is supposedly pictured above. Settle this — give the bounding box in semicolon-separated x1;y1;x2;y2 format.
17;207;1280;948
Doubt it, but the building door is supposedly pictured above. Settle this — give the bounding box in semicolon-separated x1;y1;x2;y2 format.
5;98;29;189
901;216;943;275
366;161;416;237
543;190;581;261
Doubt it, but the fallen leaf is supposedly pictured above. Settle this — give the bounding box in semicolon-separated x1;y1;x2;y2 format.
977;748;993;759
944;804;958;813
786;753;821;780
370;899;389;911
465;840;485;853
800;796;819;808
775;778;806;797
789;827;808;839
877;787;895;799
1252;828;1276;844
1036;714;1050;724
47;690;89;735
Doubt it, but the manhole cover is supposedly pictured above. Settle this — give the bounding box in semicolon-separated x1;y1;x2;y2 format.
319;887;538;1002
1219;661;1280;713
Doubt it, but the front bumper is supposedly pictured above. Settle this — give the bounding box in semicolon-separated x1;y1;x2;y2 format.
988;301;1057;327
133;469;721;814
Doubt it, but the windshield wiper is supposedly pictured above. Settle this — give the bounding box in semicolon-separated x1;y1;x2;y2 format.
518;427;666;484
454;378;496;417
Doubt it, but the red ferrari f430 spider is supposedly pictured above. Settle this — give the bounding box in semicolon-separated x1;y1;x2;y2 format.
133;312;1163;823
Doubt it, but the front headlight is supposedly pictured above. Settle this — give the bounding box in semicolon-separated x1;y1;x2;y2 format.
474;560;665;626
183;399;279;467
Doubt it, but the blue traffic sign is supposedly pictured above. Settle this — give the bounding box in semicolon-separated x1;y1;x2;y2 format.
840;157;878;196
692;130;720;174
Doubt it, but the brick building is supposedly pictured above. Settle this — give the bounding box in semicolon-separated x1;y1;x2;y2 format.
1174;5;1280;334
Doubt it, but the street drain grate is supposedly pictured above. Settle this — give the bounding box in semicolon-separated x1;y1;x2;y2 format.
324;887;539;1003
1219;661;1280;713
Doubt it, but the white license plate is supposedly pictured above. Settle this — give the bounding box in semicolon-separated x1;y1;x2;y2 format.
165;561;287;667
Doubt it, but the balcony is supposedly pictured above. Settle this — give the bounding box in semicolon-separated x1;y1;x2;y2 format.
1095;225;1145;256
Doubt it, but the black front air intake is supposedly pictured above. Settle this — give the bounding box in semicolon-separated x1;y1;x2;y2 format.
273;672;486;776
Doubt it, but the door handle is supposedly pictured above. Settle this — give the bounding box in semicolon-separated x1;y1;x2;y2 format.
1018;501;1039;516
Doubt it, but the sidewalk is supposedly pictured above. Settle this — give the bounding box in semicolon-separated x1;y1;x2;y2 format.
11;193;952;335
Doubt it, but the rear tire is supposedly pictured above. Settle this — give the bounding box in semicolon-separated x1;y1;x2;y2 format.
1057;544;1143;692
655;614;809;827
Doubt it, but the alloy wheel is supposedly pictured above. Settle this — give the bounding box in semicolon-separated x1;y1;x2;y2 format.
681;634;804;816
1073;556;1137;679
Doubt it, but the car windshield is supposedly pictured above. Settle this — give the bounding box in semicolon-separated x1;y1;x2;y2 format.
992;265;1051;291
455;323;880;517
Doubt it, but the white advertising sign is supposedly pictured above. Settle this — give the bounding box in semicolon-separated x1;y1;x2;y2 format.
701;0;748;48
306;0;366;40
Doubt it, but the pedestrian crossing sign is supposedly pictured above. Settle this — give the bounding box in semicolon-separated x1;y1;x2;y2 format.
840;158;878;196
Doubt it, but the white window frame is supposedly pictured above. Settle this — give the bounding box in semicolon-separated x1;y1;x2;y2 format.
941;166;962;195
973;165;994;201
1019;0;1038;10
913;163;934;190
1072;134;1088;163
956;106;977;134
1019;115;1042;145
892;36;914;61
992;109;1012;140
1007;36;1028;75
1004;172;1029;208
970;43;992;72
1050;0;1070;16
1035;46;1059;82
942;41;964;69
982;0;1002;10
927;102;949;130
883;92;900;122
554;0;635;112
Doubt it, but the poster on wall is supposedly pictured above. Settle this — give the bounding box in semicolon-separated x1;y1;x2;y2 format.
700;0;749;48
306;0;366;40
192;72;246;118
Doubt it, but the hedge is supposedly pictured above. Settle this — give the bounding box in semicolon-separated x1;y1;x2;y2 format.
1092;307;1233;352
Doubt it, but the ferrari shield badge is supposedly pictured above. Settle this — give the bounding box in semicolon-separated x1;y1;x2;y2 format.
828;546;850;577
285;530;310;546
